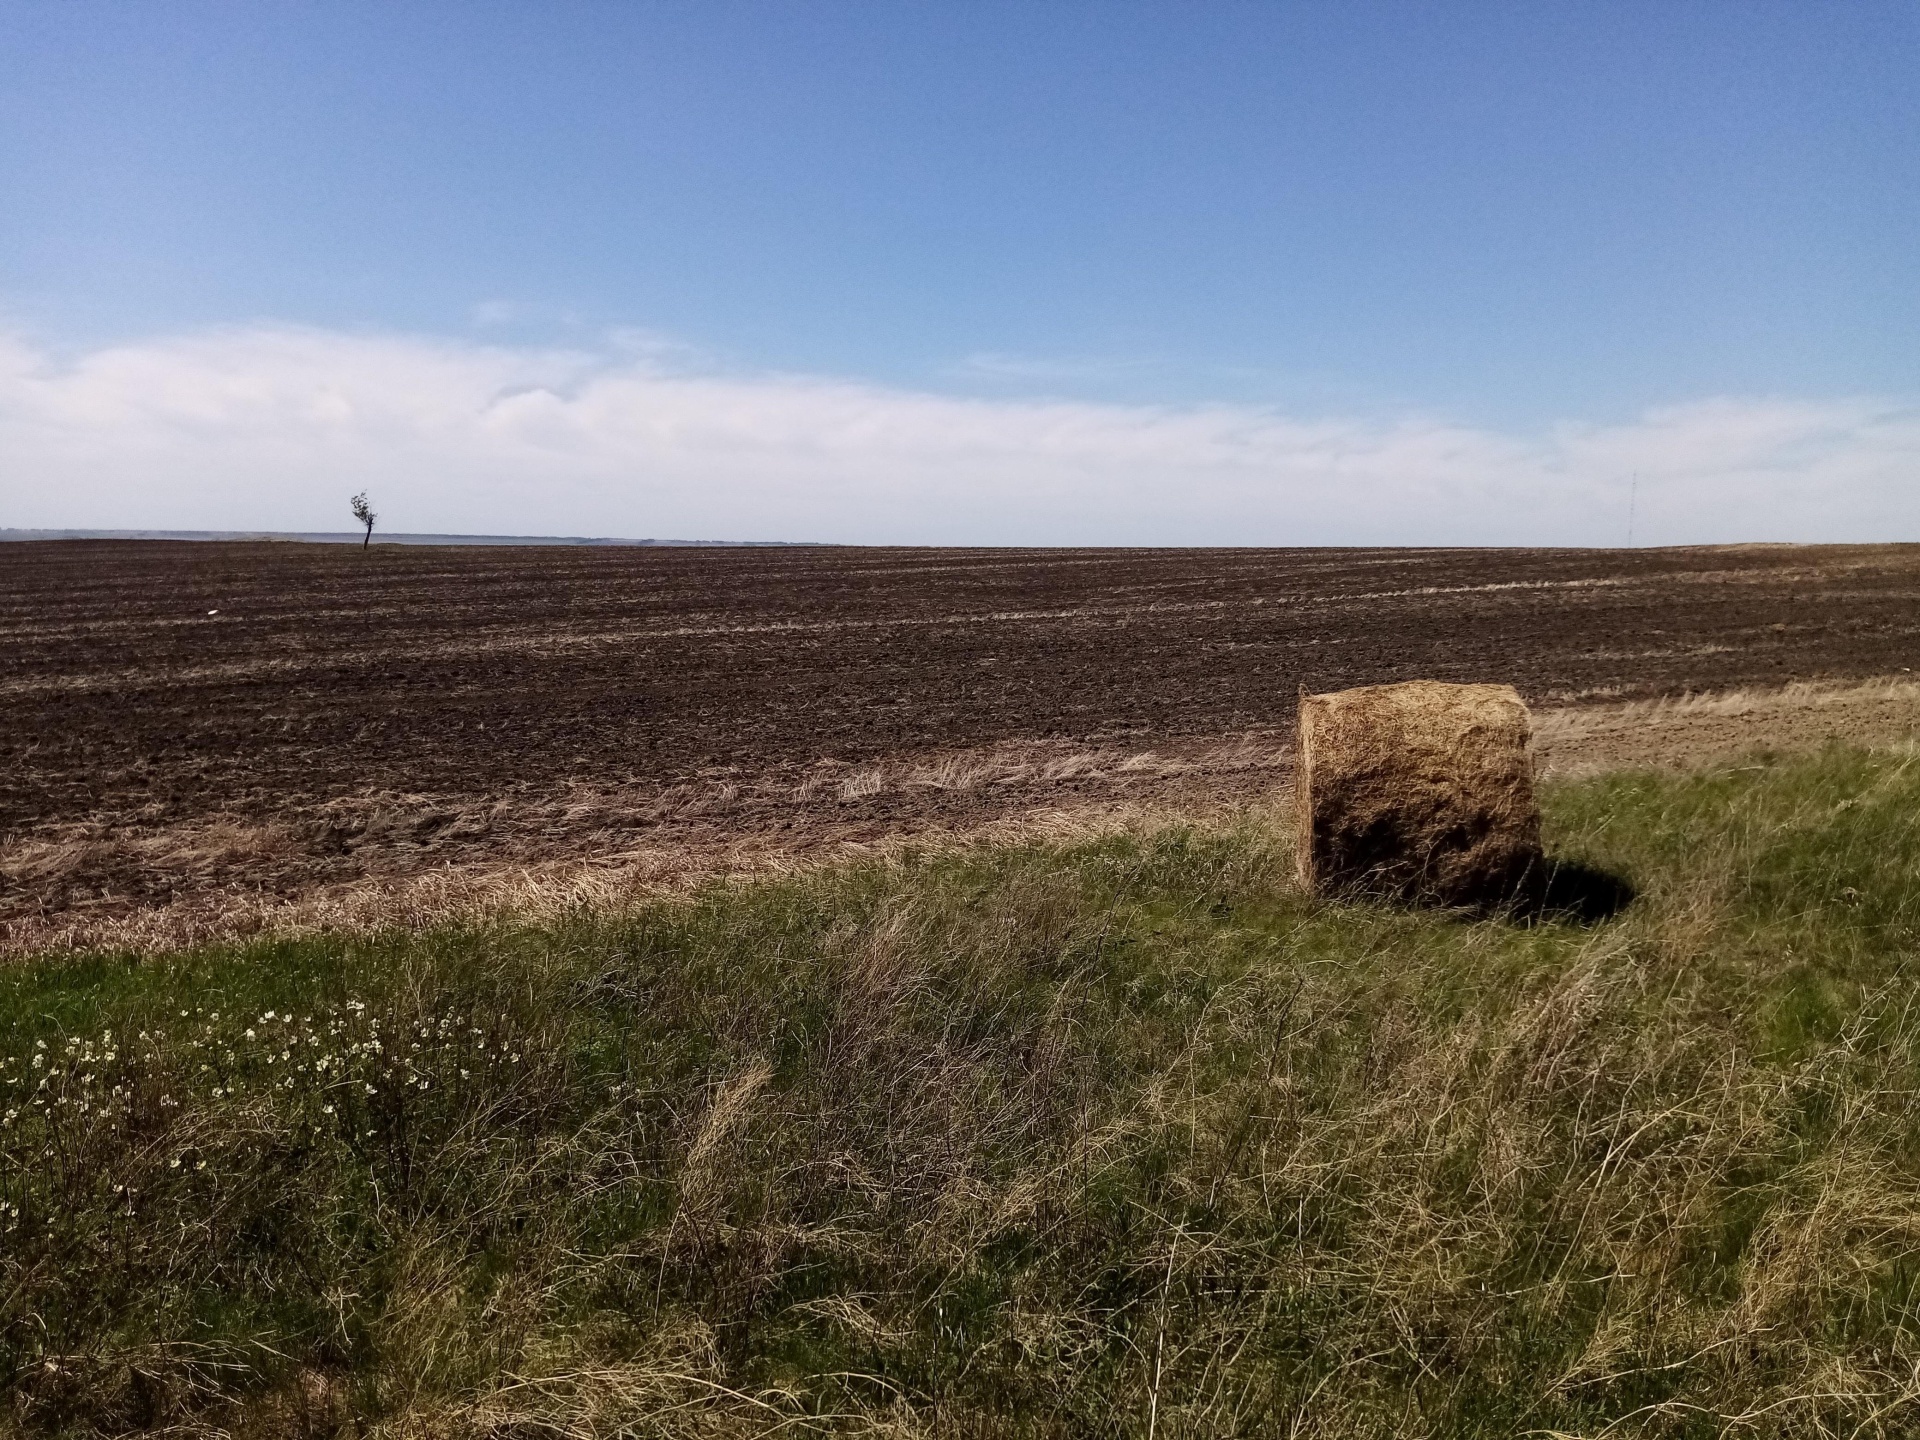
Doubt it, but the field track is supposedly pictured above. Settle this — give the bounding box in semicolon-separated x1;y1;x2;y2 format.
5;540;1920;952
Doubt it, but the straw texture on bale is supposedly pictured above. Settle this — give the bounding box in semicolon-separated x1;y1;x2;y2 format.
1295;680;1541;906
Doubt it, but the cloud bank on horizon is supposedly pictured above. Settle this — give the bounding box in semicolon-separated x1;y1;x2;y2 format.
3;324;1915;547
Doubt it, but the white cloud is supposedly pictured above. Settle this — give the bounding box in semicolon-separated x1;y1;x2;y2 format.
1;324;1915;544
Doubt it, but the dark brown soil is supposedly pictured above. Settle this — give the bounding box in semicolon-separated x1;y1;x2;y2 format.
5;540;1919;946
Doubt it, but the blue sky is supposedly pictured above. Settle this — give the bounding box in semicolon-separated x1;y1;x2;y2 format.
3;3;1918;542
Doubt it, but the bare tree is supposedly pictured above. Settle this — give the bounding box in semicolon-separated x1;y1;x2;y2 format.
350;492;376;549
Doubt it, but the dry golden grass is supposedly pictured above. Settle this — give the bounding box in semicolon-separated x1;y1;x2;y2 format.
1533;676;1920;777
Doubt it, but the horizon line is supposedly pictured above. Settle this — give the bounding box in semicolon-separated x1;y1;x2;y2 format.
0;528;813;548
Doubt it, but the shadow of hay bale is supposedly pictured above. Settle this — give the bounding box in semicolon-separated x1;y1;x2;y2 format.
1315;854;1636;927
1502;856;1637;926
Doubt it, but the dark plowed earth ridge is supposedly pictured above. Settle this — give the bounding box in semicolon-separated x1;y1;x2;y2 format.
4;540;1919;934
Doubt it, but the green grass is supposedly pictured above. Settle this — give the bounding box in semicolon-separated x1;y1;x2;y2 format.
7;745;1920;1437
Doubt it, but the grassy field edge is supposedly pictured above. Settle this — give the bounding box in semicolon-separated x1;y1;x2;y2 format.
6;744;1920;1437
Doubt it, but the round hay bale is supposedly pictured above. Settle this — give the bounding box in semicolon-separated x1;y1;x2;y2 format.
1295;680;1541;906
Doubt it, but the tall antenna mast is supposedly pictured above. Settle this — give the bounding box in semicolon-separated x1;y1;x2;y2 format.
1627;472;1638;548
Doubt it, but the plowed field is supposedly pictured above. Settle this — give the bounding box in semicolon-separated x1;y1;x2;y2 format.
5;540;1920;951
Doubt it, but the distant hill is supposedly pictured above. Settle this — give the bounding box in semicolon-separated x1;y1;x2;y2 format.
0;529;807;546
